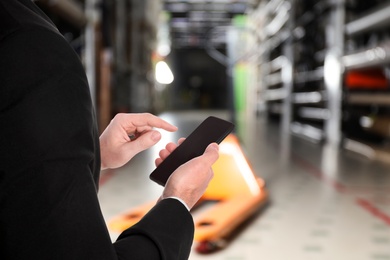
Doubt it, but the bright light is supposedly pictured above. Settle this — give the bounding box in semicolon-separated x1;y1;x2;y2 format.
155;61;174;84
324;53;341;89
360;116;373;128
219;142;261;196
157;43;171;57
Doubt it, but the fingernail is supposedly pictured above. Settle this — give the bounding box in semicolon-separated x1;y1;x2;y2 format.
151;131;161;141
210;143;219;151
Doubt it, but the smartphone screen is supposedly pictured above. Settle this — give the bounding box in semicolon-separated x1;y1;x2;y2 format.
149;116;234;186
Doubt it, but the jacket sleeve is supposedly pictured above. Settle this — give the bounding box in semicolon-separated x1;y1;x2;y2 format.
0;24;194;260
114;199;195;260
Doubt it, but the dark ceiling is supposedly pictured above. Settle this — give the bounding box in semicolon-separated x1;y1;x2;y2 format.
162;0;251;49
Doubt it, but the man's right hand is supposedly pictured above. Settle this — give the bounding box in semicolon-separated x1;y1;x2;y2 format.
155;140;219;210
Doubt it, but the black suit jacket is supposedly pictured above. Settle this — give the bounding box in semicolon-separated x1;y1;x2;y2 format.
0;1;194;259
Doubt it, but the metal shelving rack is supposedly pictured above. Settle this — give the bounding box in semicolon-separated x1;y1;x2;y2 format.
253;0;338;143
341;0;390;161
344;2;390;36
251;0;390;158
250;0;293;124
323;0;344;146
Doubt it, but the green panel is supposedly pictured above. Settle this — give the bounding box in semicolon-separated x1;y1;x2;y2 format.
233;62;248;113
232;14;247;27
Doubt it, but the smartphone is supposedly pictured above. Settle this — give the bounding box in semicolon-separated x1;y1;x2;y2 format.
149;116;234;186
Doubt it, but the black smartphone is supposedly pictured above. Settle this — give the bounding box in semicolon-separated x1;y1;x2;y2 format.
149;116;235;186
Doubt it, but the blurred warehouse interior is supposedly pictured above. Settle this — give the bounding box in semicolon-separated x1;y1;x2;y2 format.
35;0;390;163
31;0;390;258
35;0;250;131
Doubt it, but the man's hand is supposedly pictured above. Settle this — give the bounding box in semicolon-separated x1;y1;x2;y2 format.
156;139;219;209
100;113;177;170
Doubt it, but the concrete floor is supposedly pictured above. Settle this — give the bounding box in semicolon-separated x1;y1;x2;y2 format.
98;110;390;260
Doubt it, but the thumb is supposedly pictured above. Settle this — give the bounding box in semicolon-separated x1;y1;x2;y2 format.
129;130;161;154
202;143;219;164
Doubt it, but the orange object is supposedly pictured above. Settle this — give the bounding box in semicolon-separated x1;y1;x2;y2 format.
345;69;389;89
108;134;268;253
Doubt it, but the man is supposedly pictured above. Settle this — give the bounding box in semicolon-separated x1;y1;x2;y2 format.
0;0;218;259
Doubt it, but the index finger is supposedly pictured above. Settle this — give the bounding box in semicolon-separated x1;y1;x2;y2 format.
122;113;178;132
